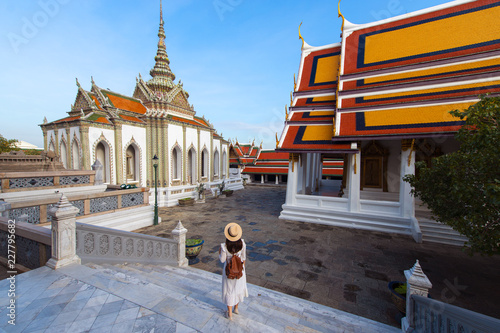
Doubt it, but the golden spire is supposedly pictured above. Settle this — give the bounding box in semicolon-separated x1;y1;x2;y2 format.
285;104;288;120
338;0;346;32
293;73;297;91
148;0;176;92
290;92;293;105
275;133;279;148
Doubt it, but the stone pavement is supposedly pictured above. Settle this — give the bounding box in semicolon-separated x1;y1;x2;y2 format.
0;261;399;332
137;185;500;327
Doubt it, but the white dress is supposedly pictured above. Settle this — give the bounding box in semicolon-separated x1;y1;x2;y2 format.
219;239;249;306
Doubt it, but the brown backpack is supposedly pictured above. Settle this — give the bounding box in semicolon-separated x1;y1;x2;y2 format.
225;254;243;279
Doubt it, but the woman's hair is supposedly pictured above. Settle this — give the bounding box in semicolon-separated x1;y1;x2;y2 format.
226;239;243;254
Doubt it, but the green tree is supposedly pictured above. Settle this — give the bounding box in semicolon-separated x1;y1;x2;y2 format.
404;96;499;256
0;134;19;153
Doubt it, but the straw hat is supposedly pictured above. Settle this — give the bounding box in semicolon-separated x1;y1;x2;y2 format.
224;223;242;242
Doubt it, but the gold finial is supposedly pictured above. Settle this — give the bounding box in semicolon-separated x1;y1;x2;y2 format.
338;0;345;32
298;22;305;49
76;78;81;88
160;0;163;24
285;105;288;120
293;73;297;91
290;92;293;105
275;133;279;148
260;140;263;148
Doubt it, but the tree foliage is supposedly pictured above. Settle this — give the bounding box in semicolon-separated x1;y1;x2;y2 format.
0;134;19;153
404;96;500;255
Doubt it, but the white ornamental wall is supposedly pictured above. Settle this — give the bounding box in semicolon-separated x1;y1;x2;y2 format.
89;127;116;184
121;125;147;187
69;126;82;169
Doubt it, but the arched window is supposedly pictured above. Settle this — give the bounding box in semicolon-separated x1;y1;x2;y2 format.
125;145;139;182
48;140;55;152
172;146;182;180
60;141;68;169
96;141;110;183
213;150;219;176
72;140;80;169
202;149;209;178
187;148;196;184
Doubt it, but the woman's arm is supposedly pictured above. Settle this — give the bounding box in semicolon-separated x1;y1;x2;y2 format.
219;243;227;263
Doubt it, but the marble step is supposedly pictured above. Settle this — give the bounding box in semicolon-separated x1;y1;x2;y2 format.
81;262;399;333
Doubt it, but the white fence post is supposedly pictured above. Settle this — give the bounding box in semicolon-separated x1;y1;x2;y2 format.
402;260;432;332
171;221;188;267
46;194;81;269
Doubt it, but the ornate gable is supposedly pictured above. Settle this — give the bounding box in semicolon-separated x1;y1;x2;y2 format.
171;90;190;109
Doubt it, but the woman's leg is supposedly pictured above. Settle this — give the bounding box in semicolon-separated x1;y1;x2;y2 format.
233;303;239;314
227;305;233;320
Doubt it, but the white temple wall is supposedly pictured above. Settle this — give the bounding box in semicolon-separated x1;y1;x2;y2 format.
121;125;147;187
185;127;197;150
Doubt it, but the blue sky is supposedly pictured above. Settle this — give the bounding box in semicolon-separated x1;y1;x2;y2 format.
0;0;449;149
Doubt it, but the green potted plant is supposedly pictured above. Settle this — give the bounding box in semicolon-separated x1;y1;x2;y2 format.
223;189;233;197
178;197;195;206
388;281;406;314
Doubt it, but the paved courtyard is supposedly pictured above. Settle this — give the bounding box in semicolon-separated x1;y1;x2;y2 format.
136;185;500;327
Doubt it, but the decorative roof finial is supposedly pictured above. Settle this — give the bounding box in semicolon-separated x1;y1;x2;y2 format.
338;0;346;32
148;0;176;92
76;78;81;88
285;104;288;120
43;117;48;124
275;133;279;148
298;22;305;49
293;73;297;91
290;92;293;105
91;76;95;85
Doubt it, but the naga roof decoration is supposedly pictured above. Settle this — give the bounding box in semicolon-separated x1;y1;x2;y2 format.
277;0;500;152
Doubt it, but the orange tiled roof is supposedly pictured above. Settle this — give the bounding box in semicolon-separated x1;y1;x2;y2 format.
54;116;81;123
119;114;144;123
102;91;147;115
94;117;111;124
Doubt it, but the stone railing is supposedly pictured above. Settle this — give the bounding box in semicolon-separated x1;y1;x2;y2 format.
6;187;149;225
159;177;244;207
402;260;500;333
0;216;52;270
0;170;96;193
76;221;188;267
410;295;500;333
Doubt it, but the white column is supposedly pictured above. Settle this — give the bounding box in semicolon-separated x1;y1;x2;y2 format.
285;154;299;205
46;194;81;269
348;151;361;212
275;175;279;184
400;141;416;218
261;175;264;184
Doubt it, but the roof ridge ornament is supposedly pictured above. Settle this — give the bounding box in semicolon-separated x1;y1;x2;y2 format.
298;22;311;50
338;0;345;32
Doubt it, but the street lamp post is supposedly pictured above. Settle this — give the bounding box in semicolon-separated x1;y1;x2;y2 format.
153;154;159;226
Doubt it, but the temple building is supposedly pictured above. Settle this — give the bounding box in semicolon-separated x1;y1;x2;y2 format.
40;2;230;204
276;0;500;245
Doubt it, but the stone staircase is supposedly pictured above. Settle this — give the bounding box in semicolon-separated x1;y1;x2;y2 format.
67;262;398;332
415;204;468;247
